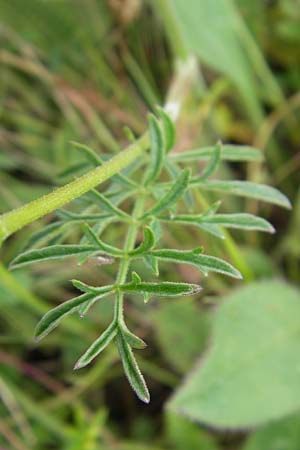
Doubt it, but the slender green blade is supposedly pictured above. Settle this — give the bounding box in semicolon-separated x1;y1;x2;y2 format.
195;142;221;181
121;326;147;349
10;244;97;269
72;279;115;295
143;254;159;276
145;114;165;185
117;332;150;403
90;189;130;218
195;180;291;209
35;285;114;341
120;281;202;298
129;227;155;256
83;223;123;256
161;213;275;233
142;169;190;218
152;248;242;279
171;145;263;162
74;321;118;369
157;106;176;153
202;213;275;233
35;292;94;341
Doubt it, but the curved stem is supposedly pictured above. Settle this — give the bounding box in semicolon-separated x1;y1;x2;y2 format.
0;133;149;246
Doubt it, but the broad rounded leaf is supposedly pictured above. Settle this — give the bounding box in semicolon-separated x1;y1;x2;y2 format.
169;281;300;428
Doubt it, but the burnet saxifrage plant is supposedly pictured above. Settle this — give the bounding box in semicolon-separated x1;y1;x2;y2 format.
4;108;290;403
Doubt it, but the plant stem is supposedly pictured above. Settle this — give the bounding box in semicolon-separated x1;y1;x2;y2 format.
115;194;146;324
0;45;198;247
0;133;149;246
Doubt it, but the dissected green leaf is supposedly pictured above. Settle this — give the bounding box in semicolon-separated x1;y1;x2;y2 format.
74;321;118;369
142;169;190;219
194;180;291;209
145;114;165;185
165;159;195;210
169;281;300;428
129;227;156;256
197;223;225;239
90;189;130;218
72;279;115;295
57;210;111;223
162;212;274;233
117;332;150;403
156;106;176;152
121;325;147;349
83;223;123;256
194;142;221;181
202;213;275;233
152;248;242;279
24;221;65;250
143;254;159;276
35;292;92;341
10;244;98;269
35;285;114;342
70;140;102;166
171;145;263;162
120;280;202;298
71;141;136;187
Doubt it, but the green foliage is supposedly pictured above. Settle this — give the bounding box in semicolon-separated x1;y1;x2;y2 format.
165;412;218;450
1;1;298;448
169;281;300;428
151;298;209;373
243;414;300;450
169;0;282;122
8;108;288;403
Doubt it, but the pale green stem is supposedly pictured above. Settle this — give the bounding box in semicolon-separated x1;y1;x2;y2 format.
114;194;146;324
0;133;149;246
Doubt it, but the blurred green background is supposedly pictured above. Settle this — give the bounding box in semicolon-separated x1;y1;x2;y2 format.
1;0;300;449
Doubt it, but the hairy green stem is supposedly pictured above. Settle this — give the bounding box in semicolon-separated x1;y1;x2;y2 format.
114;194;146;324
0;133;149;246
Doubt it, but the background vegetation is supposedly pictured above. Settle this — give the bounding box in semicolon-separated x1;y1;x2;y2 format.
0;0;300;449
